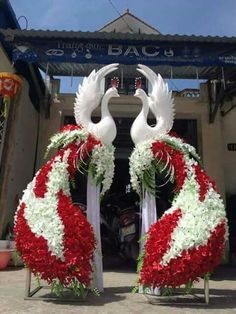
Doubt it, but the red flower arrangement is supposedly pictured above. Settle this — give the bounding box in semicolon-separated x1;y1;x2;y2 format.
136;137;227;289
14;126;102;293
152;141;187;193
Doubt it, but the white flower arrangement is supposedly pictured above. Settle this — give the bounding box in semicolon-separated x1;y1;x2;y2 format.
135;136;228;288
46;127;115;195
46;129;89;155
16;149;72;260
160;153;227;266
129;135;202;196
160;134;201;162
129;140;155;195
89;144;115;196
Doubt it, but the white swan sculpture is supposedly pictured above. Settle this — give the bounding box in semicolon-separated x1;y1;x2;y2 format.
74;63;119;144
131;64;175;145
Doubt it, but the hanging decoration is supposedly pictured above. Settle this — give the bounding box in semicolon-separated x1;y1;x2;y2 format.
0;72;22;117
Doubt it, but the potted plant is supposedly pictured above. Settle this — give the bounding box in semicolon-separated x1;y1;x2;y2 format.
0;223;14;269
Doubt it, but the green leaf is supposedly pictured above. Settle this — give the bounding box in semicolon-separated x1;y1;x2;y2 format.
161;287;174;296
136;251;145;274
35;273;41;287
12;250;20;266
204;272;211;281
184;281;194;294
51;280;64;296
131;285;138;294
92;287;100;296
142;169;156;195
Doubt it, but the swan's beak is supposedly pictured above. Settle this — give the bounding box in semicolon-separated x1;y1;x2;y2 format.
134;88;141;97
112;88;120;97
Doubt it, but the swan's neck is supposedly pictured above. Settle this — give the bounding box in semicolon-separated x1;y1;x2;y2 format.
101;93;112;119
138;94;149;119
81;93;111;129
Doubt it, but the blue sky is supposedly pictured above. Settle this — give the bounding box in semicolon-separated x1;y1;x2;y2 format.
10;0;236;36
9;0;236;92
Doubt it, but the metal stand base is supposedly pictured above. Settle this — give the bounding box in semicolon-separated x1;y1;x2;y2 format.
144;278;210;305
24;268;88;302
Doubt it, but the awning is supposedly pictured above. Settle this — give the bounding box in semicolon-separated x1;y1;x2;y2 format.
1;29;236;79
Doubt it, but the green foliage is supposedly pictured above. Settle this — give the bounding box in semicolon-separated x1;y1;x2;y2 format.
91;287;100;296
164;138;202;166
51;280;64;296
35;273;41;287
70;178;76;189
131;285;139;294
140;158;174;198
132;249;146;293
184;280;194;294
50;279;93;298
136;251;145;274
142;166;156;196
70;279;87;298
161;286;174;296
204;272;211;281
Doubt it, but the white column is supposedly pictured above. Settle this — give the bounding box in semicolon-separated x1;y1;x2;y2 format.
141;189;157;244
86;173;103;292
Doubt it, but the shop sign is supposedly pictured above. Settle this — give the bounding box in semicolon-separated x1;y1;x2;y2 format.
12;39;236;67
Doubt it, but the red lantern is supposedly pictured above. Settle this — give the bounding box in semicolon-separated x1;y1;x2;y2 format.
0;72;22;98
0;73;22;117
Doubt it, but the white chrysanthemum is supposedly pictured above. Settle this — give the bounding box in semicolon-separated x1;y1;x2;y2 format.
16;149;72;261
161;154;227;266
129;140;154;194
46;129;89;153
160;134;200;161
90;144;115;195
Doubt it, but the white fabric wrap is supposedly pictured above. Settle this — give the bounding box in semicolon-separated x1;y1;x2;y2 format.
86;173;103;292
141;189;157;245
139;185;160;295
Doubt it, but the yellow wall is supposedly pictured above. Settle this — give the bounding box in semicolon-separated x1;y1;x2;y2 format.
222;107;236;195
0;47;39;230
38;86;227;199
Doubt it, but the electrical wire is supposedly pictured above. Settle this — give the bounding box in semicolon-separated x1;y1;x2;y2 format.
107;0;134;33
17;15;28;30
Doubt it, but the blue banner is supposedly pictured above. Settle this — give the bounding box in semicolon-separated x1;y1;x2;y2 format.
12;39;236;67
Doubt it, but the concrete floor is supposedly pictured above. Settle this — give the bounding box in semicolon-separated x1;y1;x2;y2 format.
0;264;236;314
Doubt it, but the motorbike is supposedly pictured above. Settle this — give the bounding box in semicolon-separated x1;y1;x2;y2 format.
118;203;140;262
100;202;120;257
73;190;141;264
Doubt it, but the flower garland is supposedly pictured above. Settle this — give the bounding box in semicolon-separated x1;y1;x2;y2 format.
46;125;115;196
14;125;115;295
130;135;228;288
89;143;115;196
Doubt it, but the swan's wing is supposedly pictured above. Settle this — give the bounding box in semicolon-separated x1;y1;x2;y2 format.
74;63;119;127
137;64;175;133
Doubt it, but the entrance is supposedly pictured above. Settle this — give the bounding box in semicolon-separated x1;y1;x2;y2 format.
64;115;198;269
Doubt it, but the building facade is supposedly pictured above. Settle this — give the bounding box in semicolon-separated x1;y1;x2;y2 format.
0;2;235;260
